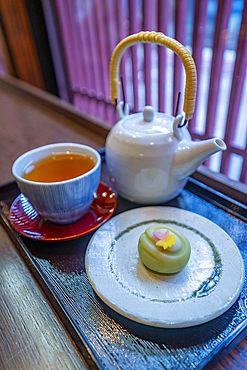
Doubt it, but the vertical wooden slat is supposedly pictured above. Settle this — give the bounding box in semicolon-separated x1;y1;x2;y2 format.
74;0;94;113
0;0;44;89
105;0;118;122
106;0;118;57
0;24;12;74
80;0;102;116
241;152;247;183
173;0;189;114
189;0;209;132
240;147;247;183
94;0;108;122
129;0;141;112
157;0;171;113
76;1;92;112
54;0;85;110
73;0;92;112
41;0;70;101
220;0;247;180
143;0;154;106
95;0;109;97
81;0;96;93
84;0;102;94
116;0;128;105
204;0;232;138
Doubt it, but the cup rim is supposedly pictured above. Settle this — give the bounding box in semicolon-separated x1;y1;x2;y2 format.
12;143;101;186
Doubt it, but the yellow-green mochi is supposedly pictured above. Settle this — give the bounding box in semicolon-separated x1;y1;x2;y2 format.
138;225;191;274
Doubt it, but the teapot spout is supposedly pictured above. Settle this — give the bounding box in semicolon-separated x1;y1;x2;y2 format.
172;138;227;180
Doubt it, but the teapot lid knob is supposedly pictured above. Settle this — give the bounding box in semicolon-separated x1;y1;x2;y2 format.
143;106;154;122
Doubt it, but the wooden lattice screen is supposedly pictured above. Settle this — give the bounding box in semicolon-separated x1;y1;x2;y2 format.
42;0;247;183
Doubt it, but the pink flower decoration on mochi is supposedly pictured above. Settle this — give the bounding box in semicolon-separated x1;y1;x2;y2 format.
153;230;177;250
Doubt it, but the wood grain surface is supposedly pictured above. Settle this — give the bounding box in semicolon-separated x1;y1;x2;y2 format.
0;227;88;370
0;75;246;369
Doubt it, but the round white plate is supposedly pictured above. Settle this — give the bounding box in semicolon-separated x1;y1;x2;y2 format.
85;207;245;328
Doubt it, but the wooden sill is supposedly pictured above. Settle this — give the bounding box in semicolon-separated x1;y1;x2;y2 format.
0;74;112;138
192;165;247;206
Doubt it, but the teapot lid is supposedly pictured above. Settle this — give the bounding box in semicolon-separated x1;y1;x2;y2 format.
120;106;174;137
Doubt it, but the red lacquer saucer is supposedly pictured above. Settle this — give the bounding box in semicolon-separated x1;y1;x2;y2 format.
10;182;117;241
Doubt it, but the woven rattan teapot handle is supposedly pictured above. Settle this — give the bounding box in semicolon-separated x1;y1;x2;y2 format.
110;31;197;120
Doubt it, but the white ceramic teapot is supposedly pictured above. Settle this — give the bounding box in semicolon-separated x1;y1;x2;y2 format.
105;32;226;204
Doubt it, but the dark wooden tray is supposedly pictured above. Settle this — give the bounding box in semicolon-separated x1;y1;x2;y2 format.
1;150;247;370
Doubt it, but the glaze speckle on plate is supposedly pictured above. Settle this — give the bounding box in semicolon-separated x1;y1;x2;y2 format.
85;207;245;328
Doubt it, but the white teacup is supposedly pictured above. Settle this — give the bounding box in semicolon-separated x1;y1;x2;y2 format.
12;143;101;224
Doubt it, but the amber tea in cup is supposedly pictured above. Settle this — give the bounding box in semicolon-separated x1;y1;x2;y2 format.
23;152;95;183
12;143;101;224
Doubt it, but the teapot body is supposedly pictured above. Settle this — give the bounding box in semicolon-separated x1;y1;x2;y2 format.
106;32;227;203
105;111;191;204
